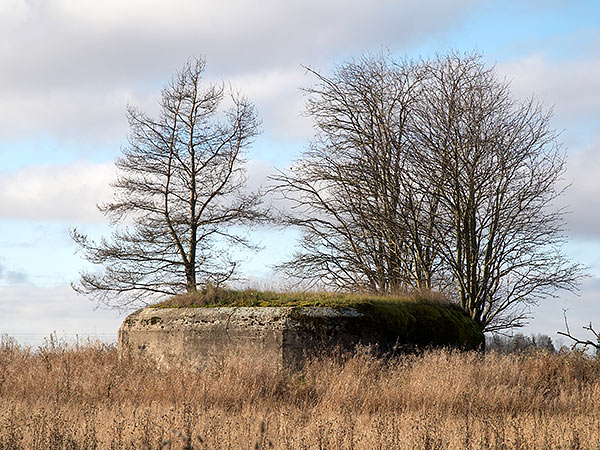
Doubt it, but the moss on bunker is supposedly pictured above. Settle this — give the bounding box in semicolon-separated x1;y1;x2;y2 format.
151;288;484;351
289;300;483;351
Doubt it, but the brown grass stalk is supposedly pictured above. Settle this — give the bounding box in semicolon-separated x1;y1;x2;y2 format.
1;339;599;449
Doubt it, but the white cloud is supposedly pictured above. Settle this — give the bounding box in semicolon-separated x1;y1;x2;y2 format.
0;88;135;144
0;161;114;222
497;53;600;125
0;0;477;141
559;144;600;240
226;68;314;141
495;52;600;240
0;284;127;347
0;157;288;223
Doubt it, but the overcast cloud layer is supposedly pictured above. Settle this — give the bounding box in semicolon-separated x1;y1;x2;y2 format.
0;284;124;346
0;0;478;141
1;1;598;148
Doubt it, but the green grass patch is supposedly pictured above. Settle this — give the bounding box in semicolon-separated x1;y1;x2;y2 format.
151;286;485;350
152;285;449;309
349;300;484;349
153;286;484;349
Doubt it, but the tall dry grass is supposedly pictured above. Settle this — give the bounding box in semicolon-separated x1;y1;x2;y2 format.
1;337;599;449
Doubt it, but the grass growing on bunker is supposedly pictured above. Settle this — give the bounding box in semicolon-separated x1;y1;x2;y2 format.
151;286;485;350
153;284;447;307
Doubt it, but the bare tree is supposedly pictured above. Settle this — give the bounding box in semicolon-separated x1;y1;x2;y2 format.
558;310;600;352
271;55;444;293
274;52;582;331
72;57;263;308
410;53;581;331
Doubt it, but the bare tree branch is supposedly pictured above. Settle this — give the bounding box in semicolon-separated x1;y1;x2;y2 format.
272;54;441;294
557;310;600;351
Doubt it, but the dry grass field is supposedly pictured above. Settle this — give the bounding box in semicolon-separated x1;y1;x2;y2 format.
1;337;599;449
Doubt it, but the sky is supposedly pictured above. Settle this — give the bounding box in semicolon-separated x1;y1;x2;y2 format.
1;0;599;347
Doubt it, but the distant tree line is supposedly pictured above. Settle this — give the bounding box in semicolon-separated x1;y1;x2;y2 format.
486;333;556;354
488;330;600;357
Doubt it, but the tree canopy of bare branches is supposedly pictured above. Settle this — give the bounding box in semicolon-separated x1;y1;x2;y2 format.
72;57;263;308
272;57;444;294
273;52;582;332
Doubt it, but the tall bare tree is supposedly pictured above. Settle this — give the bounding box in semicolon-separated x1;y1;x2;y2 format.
411;53;581;331
274;52;582;331
72;57;263;308
272;55;445;293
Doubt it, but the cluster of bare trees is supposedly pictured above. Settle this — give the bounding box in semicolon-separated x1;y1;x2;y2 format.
273;52;581;332
72;53;582;332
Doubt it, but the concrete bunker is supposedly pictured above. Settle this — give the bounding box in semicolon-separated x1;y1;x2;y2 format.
119;297;484;369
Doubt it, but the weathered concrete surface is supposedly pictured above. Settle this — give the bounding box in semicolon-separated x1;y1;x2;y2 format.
119;304;485;369
119;306;401;369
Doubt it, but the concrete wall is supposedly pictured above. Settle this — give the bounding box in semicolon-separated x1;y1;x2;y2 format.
118;306;401;369
119;304;484;369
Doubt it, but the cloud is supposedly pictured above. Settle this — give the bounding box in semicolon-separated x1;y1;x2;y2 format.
0;260;28;284
0;157;286;223
3;0;478;75
0;0;477;142
558;144;600;240
0;88;137;145
0;161;114;222
497;52;600;126
494;51;600;240
227;68;313;141
0;284;127;346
